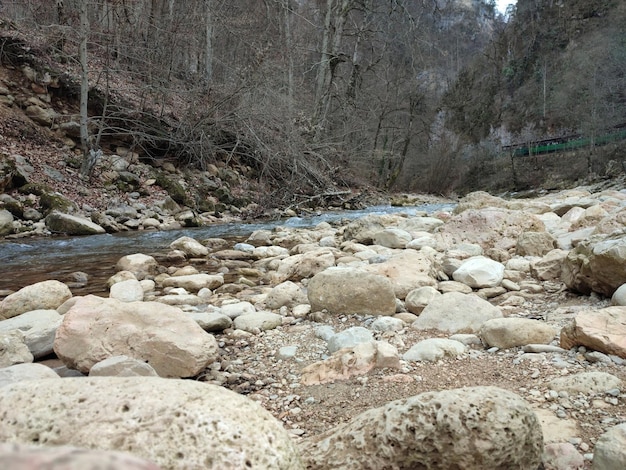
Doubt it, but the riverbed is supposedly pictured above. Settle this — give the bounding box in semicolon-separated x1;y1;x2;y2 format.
0;203;454;294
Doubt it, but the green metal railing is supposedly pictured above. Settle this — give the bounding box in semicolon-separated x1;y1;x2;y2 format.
505;129;626;157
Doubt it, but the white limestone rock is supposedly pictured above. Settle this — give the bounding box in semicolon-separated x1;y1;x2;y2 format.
53;295;218;378
0;280;71;320
298;386;543;470
0;377;303;470
412;291;503;333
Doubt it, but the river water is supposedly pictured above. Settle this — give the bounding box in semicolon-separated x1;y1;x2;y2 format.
0;203;454;294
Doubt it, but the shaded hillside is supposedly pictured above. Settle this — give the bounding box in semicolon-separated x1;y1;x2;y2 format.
441;0;626;193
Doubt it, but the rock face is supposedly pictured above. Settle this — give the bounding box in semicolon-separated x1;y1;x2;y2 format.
412;292;503;333
562;233;626;296
0;280;72;320
0;377;303;470
53;295;218;377
560;307;626;358
45;211;106;235
298;386;543;470
0;443;162;470
479;318;556;349
307;267;396;315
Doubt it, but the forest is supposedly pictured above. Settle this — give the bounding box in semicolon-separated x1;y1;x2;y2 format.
0;0;624;200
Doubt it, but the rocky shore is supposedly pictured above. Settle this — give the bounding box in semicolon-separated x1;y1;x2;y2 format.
2;187;626;469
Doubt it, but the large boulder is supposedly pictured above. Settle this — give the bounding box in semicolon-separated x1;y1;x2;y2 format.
439;208;545;252
45;211;105;235
593;423;626;470
364;249;437;299
0;363;60;388
452;256;505;288
169;236;208;257
516;231;557;257
0;443;161;470
372;228;412;248
479;318;556;349
562;233;626;296
0;280;72;320
342;214;405;244
161;274;224;291
0;377;303;470
307;267;396;316
0;309;63;358
0;331;33;367
115;254;159;280
53;295;218;378
412;291;503;333
273;248;336;282
560;307;626;358
298;386;543;469
0;209;13;236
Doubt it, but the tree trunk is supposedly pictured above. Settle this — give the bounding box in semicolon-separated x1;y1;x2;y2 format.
79;0;90;176
204;0;214;82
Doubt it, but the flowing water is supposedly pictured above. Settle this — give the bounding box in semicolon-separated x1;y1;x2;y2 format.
0;203;454;295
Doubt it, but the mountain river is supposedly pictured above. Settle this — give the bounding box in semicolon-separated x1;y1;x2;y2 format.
0;203;454;295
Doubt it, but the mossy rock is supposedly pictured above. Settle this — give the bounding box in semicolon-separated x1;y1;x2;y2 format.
0;155;29;192
215;186;234;205
39;192;77;215
0;195;24;218
155;173;190;206
197;198;216;213
18;183;52;196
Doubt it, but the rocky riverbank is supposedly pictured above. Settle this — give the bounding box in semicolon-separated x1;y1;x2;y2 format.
2;187;626;469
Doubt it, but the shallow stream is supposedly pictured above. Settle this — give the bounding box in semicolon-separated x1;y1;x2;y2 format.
0;203;454;295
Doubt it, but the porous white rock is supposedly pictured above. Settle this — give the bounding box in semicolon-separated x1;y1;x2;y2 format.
548;371;622;395
0;443;162;470
298;386;543;470
0;377;303;470
593;423;626;470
